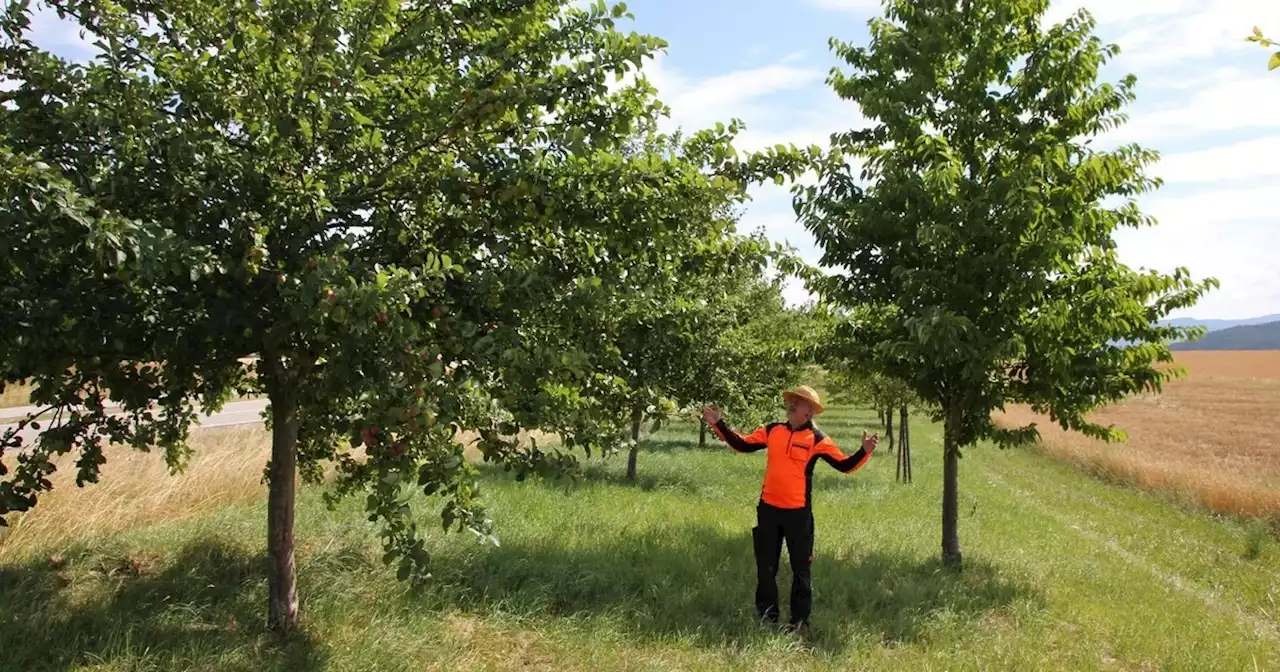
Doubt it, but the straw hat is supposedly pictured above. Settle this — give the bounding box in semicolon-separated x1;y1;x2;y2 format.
782;385;824;415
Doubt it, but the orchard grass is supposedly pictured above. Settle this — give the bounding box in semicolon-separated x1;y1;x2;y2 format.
1;407;1278;670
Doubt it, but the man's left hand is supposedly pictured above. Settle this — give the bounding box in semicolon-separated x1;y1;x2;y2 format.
862;430;879;454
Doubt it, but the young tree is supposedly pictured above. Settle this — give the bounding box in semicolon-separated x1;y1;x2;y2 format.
476;123;814;481
795;0;1216;567
826;364;922;482
827;368;905;444
603;232;784;480
1;0;810;629
691;271;821;447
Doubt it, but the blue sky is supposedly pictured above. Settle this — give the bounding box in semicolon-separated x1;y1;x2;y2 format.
23;0;1280;319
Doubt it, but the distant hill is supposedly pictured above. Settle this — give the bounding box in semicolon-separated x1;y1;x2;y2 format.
1162;314;1280;333
1171;320;1280;351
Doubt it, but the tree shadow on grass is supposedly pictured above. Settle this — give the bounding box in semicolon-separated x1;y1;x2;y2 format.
474;453;712;496
0;538;325;672
413;521;1039;653
640;438;704;453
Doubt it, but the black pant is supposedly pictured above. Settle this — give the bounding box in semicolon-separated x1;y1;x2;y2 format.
751;501;814;625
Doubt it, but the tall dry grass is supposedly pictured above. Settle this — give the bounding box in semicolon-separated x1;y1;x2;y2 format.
0;423;555;562
994;350;1280;520
0;381;35;409
0;427;272;561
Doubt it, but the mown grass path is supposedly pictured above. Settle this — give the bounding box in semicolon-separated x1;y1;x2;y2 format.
1;405;1276;670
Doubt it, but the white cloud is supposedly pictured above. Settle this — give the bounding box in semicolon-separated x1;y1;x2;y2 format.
734;111;847;154
1155;136;1280;185
739;185;813;249
817;0;1278;70
670;66;822;124
1143;184;1278;228
23;5;98;61
1045;0;1280;73
781;275;815;307
1107;72;1280;145
1113;182;1280;319
1140;66;1252;92
1044;0;1185;30
639;48;873;154
1113;1;1280;67
638;52;824;134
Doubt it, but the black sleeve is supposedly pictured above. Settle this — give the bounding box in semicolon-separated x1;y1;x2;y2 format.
818;448;869;473
714;419;768;453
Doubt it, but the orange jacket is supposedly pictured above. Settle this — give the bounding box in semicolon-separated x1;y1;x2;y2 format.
712;419;870;510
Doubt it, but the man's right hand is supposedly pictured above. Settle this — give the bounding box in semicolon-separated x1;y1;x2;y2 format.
701;406;723;426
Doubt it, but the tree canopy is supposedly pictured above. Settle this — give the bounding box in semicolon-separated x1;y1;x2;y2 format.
0;0;808;628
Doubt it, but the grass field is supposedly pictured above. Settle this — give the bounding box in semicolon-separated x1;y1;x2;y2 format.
2;402;1278;671
994;350;1280;521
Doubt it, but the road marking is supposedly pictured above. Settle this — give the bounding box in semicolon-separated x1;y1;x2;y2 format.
1;399;270;452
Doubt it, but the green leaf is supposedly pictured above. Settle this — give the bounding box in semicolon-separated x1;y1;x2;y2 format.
1269;51;1280;70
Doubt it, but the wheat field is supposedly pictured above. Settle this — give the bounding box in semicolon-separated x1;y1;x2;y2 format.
994;350;1280;520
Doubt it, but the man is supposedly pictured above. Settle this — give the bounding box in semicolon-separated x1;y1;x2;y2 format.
702;385;877;637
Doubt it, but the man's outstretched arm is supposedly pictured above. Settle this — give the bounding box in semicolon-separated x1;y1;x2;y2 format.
712;420;770;453
702;406;768;453
814;430;877;473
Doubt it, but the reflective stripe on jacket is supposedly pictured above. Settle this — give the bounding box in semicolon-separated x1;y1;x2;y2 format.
712;419;869;509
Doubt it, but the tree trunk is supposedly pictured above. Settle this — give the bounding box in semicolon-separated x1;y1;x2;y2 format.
267;381;300;630
941;407;962;568
885;405;895;454
626;406;642;481
699;420;707;448
895;430;903;483
899;405;911;484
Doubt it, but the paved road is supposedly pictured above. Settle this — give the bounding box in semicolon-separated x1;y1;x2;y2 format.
0;398;270;450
